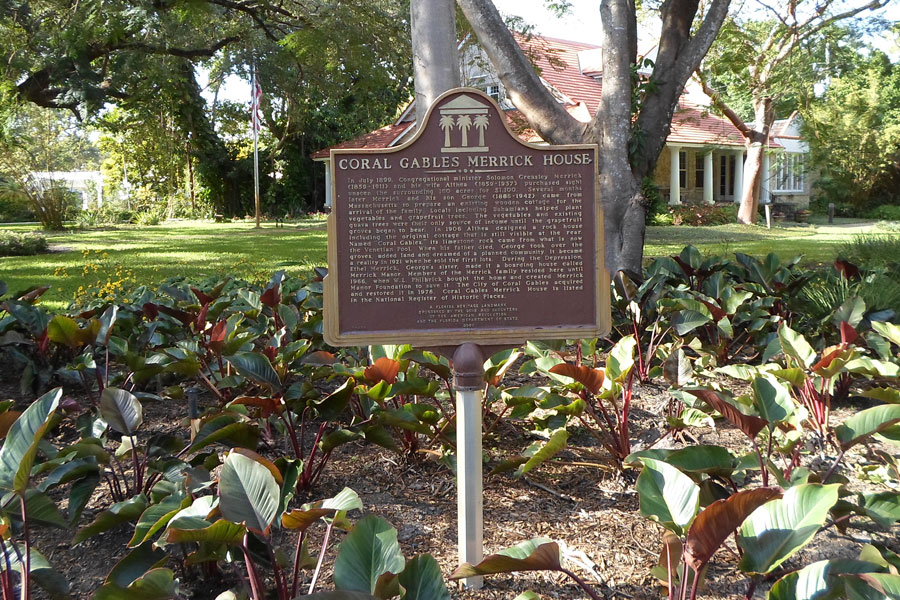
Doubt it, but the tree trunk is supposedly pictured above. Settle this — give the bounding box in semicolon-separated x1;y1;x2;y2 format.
736;98;774;224
457;0;730;276
410;0;460;126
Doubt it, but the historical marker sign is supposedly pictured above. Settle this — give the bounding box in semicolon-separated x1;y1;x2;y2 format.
324;88;610;347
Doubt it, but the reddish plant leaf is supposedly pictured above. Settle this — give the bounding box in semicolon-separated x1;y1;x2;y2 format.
811;347;843;372
840;321;859;346
157;305;194;326
699;299;727;321
834;259;860;280
687;389;767;439
190;286;213;306
78;308;98;319
365;357;401;384
230;396;283;418
142;302;159;320
195;303;210;332
684;487;781;571
548;363;605;394
302;351;336;365
263;346;278;364
17;286;49;303
260;286;281;308
208;320;227;355
0;411;22;439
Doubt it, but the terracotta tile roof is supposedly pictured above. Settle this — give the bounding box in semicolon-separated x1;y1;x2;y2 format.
312;34;781;157
516;34;604;116
310;121;415;160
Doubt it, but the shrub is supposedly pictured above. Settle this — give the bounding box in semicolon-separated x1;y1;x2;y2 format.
868;204;900;221
643;177;667;224
0;229;49;256
838;234;900;272
134;208;163;226
667;202;739;226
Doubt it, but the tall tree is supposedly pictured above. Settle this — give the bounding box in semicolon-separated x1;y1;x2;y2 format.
697;0;890;223
455;0;731;275
2;0;413;215
805;47;900;207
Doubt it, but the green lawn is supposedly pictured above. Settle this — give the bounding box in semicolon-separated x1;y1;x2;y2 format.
1;219;328;311
2;217;898;311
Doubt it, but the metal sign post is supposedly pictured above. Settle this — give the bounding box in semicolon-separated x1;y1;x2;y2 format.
452;344;485;589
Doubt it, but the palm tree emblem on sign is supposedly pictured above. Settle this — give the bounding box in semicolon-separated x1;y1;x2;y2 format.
474;114;490;147
440;115;455;147
456;115;472;146
437;94;490;153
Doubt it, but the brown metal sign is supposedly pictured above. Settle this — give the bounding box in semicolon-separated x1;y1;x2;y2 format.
324;88;610;347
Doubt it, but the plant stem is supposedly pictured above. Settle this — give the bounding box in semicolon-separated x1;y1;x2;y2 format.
19;494;30;600
241;533;264;600
559;567;604;600
822;449;846;484
752;439;768;487
308;520;335;594
290;530;308;599
130;435;142;493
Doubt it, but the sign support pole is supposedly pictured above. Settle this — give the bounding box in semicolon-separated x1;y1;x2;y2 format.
452;343;485;590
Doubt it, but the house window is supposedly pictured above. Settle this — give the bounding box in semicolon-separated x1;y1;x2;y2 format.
719;155;736;196
695;153;705;188
773;153;806;193
485;85;502;103
679;151;687;188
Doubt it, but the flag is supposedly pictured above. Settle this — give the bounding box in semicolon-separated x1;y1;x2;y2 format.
251;72;263;132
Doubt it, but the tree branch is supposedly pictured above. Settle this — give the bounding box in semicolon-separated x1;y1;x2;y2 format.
455;0;584;144
697;71;754;138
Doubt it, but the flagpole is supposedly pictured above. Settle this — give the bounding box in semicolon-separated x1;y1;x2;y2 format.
252;62;261;229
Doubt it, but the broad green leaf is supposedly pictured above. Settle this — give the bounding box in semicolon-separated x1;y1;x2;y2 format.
844;357;900;378
398;555;450;600
517;429;568;477
129;494;187;547
751;375;795;426
218;451;279;535
75;494;149;544
779;324;816;369
100;387;143;435
860;387;900;404
738;484;840;574
47;315;96;347
843;573;900;600
872;321;900;348
833;296;866;329
96;305;119;346
663;348;692;388
334;515;405;593
450;539;560;579
0;387;61;492
282;487;362;531
106;542;168;588
320;429;362;453
225;352;281;391
769;559;882;600
673;310;712;336
187;415;260;453
683;487;781;570
606;335;637;382
92;568;176;600
166;519;246;545
665;445;738;477
835;405;900;450
860;492;900;529
635;457;699;535
0;541;70;596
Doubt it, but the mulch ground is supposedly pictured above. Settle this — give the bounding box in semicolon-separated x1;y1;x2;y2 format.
3;373;898;600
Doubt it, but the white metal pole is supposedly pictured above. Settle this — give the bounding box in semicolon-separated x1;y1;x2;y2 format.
456;387;483;589
452;343;485;590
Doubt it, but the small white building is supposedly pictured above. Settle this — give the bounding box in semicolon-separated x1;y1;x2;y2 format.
28;171;104;210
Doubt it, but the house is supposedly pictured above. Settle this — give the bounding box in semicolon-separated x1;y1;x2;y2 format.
28;171;104;210
312;34;810;210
